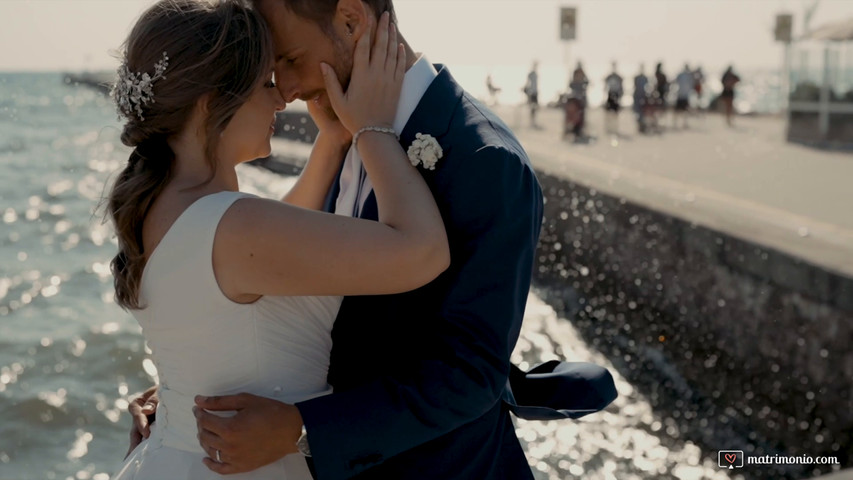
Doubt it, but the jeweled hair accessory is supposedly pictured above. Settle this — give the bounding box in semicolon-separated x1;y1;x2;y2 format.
112;51;169;121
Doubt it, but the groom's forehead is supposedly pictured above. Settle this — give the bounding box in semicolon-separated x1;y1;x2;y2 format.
261;0;394;24
270;1;336;32
256;0;338;25
258;0;335;49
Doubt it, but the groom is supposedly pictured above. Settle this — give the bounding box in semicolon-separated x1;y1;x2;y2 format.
183;0;612;478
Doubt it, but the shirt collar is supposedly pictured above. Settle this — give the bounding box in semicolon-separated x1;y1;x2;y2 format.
393;54;438;134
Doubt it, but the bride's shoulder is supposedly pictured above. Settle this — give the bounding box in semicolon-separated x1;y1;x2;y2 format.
217;194;302;234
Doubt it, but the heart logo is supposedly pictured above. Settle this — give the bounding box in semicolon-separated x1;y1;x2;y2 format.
725;453;737;464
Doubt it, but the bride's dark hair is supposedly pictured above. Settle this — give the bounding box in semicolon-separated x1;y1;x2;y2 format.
108;0;273;310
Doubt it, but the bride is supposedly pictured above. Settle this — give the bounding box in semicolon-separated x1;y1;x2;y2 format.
107;1;447;478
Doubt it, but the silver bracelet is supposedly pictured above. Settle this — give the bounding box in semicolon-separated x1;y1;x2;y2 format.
352;125;398;147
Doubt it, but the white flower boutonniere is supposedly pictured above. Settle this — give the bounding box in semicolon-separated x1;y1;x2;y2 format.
407;133;443;171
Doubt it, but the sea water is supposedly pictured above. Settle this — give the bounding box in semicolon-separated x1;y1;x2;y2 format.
0;73;732;480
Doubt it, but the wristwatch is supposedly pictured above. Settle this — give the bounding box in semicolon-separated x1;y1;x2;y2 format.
296;425;311;457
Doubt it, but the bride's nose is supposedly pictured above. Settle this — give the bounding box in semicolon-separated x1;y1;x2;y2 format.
272;89;286;112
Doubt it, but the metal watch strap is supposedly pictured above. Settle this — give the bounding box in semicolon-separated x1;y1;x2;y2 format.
296;425;311;457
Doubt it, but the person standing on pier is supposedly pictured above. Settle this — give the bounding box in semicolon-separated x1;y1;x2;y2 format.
633;63;651;133
604;61;623;135
486;73;501;105
524;60;540;128
569;61;590;108
692;65;705;113
720;65;740;127
561;61;590;140
653;62;669;117
674;63;695;129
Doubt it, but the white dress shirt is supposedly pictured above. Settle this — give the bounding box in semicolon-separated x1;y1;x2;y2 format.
334;55;438;217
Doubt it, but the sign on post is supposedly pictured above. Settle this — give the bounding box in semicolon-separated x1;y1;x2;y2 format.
560;7;577;41
775;13;793;42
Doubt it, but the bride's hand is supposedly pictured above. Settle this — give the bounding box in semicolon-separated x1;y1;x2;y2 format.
321;11;405;135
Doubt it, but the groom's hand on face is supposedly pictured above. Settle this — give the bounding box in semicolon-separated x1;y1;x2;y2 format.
193;393;303;474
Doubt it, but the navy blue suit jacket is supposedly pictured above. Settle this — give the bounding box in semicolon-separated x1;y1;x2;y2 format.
296;66;615;480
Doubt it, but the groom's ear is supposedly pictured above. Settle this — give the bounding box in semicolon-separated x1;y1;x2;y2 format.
333;0;375;42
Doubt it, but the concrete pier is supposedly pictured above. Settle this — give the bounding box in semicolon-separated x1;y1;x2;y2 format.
62;71;114;94
505;105;852;479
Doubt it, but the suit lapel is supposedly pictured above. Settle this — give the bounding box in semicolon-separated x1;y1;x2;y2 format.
399;64;463;149
359;190;378;220
359;64;464;222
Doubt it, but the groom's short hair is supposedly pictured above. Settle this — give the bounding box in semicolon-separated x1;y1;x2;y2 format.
261;0;396;30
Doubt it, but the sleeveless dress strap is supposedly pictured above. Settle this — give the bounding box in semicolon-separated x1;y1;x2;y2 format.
140;191;256;306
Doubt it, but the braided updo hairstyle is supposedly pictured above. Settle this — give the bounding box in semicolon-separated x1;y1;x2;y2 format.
108;0;273;309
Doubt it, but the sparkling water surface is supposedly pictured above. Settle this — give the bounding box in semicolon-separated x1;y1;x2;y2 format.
0;73;735;480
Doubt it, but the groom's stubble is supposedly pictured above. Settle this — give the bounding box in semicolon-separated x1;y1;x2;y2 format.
322;28;354;119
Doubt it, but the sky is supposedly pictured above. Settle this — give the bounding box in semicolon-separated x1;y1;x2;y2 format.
1;0;851;94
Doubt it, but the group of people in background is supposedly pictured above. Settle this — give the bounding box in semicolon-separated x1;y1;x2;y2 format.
628;62;708;134
515;60;741;141
631;62;708;134
612;61;740;136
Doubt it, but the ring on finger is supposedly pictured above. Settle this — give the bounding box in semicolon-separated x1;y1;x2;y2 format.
216;449;222;463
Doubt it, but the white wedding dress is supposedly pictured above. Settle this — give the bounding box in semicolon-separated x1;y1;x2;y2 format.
112;192;342;480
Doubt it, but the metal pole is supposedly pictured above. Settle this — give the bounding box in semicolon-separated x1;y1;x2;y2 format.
783;41;791;110
819;46;830;140
563;42;568;82
784;41;792;137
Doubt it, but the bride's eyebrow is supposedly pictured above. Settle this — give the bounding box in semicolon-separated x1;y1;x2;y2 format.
279;47;305;58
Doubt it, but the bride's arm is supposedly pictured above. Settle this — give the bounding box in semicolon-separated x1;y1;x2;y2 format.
215;13;448;298
216;161;446;298
280;130;348;211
